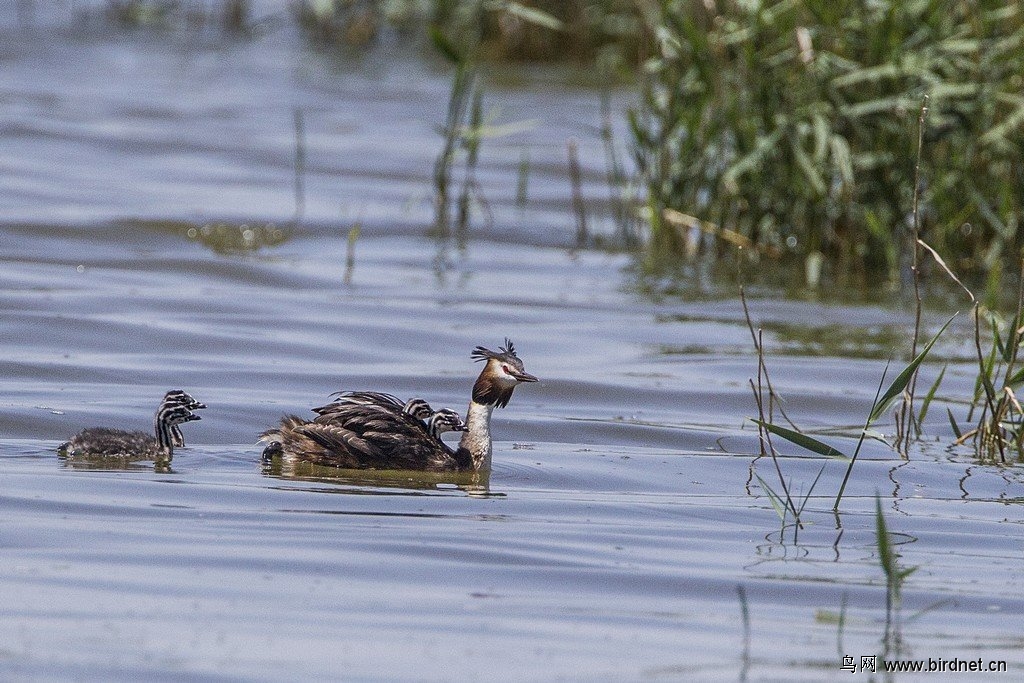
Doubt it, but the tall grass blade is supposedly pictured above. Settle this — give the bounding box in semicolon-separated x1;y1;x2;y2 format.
429;25;463;64
833;362;890;512
751;420;847;458
917;239;975;303
993;318;1007;361
516;149;529;206
343;222;360;286
754;474;788;522
796;464;827;516
1004;312;1021;363
501;2;564;31
869;313;956;424
568;138;587;248
917;364;946;428
947;407;963;439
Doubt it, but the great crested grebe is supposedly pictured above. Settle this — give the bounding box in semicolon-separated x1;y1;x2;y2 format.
58;390;203;460
259;339;537;471
259;404;466;469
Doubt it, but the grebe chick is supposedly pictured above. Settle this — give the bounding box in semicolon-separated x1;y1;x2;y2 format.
58;398;201;460
161;389;206;447
424;408;467;438
259;339;536;472
312;391;435;422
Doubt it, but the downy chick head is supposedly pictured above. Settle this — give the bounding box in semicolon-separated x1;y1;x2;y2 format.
162;389;206;411
428;408;467;436
162;405;202;427
403;397;435;420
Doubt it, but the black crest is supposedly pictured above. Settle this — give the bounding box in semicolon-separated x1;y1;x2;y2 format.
471;338;518;363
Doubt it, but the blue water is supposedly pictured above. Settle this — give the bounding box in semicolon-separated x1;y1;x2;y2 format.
2;4;1023;680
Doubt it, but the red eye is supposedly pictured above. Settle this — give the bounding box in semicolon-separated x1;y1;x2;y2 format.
502;364;513;375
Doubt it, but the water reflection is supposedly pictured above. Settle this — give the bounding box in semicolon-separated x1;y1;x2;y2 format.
58;452;175;474
750;515;916;567
261;454;493;497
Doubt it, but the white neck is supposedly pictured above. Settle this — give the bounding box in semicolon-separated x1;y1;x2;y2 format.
459;400;494;471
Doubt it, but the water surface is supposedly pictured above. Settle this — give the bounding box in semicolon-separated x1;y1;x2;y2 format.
2;6;1023;681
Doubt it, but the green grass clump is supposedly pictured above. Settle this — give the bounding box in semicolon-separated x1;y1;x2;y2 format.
105;0;251;30
291;1;650;70
428;0;647;68
631;0;1024;281
961;279;1024;461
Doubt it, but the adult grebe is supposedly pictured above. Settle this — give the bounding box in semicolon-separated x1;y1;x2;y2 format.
259;339;537;471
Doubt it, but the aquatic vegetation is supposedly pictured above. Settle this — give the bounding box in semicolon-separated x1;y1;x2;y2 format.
105;0;177;26
291;0;382;47
630;0;1024;281
567;138;588;247
600;90;641;249
428;16;545;241
104;0;252;31
292;0;647;69
185;222;290;253
343;221;360;285
746;215;1024;468
408;1;646;68
292;108;307;225
745;277;954;510
430;27;485;239
957;280;1024;461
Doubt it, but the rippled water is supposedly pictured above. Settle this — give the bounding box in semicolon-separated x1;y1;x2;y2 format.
3;6;1024;681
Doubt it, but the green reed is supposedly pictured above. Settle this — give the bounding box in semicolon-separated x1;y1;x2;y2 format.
958;271;1024;462
343;221;360;286
292;107;306;226
516;149;530;206
746;267;954;510
426;1;641;67
430;27;482;238
429;5;565;240
631;0;1024;282
288;0;648;70
567;138;588;247
292;0;382;47
600;90;641;249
